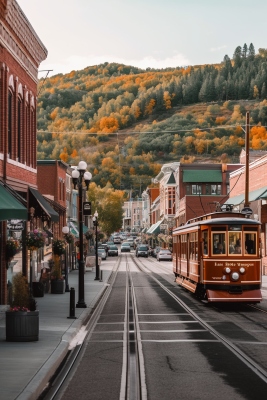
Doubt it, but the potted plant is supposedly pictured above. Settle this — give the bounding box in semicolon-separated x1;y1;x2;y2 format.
51;239;66;294
25;229;46;251
64;232;74;245
6;238;20;259
6;273;39;342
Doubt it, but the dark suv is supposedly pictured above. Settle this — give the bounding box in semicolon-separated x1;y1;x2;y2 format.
136;245;149;258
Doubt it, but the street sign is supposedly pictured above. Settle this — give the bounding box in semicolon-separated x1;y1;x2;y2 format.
83;202;91;216
7;220;24;231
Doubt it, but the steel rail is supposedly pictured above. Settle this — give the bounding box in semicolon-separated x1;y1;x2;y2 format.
131;255;267;385
44;257;122;400
120;254;147;400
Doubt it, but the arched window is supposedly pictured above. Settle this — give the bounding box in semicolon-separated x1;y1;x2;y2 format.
17;98;21;162
8;91;12;157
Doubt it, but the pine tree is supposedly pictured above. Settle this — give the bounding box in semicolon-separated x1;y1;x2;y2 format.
242;43;248;58
248;43;255;60
261;83;266;99
233;46;242;68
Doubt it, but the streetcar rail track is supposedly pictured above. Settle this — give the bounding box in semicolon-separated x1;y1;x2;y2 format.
132;254;267;385
42;257;122;400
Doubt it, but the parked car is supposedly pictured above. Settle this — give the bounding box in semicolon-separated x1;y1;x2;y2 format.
98;248;107;260
121;243;131;253
106;242;114;250
100;243;108;254
108;245;119;256
152;247;161;258
126;239;134;248
157;249;172;261
136;245;149;258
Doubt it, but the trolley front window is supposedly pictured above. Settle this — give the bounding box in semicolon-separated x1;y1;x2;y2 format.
229;232;242;255
244;233;256;255
212;233;226;255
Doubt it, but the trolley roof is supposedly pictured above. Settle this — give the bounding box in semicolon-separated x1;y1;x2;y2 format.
173;217;261;233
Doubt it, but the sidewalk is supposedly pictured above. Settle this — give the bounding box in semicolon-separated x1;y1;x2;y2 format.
0;259;115;400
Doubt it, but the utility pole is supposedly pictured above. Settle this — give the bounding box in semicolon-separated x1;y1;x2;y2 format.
244;111;250;207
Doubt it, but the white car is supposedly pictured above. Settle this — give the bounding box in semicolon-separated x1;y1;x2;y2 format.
114;237;121;244
157;249;172;261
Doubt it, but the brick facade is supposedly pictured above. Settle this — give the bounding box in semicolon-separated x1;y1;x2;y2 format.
0;0;47;304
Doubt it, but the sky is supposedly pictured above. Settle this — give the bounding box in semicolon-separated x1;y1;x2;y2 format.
17;0;267;78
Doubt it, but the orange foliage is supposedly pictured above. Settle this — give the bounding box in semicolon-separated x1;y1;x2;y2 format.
135;106;141;119
129;167;136;175
102;157;115;168
144;99;156;116
163;91;172;109
94;168;99;175
250;126;267;149
183;66;191;75
59;152;68;162
50;109;57;120
215;117;226;125
71;149;78;158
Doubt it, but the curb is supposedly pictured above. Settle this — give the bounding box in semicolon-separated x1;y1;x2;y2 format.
16;269;113;400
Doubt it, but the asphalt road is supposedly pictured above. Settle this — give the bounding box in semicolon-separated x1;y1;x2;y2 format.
56;251;267;400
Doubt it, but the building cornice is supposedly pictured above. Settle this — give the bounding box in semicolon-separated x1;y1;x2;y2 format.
0;0;47;83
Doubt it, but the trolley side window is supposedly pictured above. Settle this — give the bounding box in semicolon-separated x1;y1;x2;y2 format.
212;233;226;255
202;230;208;256
229;232;242;255
181;234;186;259
244;233;256;255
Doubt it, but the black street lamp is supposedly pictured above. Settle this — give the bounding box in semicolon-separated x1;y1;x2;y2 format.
62;226;70;292
92;211;99;281
72;161;92;308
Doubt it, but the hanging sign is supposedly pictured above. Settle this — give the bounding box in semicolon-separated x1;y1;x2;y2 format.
83;202;92;216
7;220;25;231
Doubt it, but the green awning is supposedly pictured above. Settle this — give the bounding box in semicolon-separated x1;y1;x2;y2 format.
70;222;89;238
29;188;59;222
147;219;163;234
0;183;28;221
183;170;222;183
225;185;267;205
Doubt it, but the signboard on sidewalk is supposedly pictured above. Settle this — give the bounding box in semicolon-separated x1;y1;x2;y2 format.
83;202;91;216
7;220;25;231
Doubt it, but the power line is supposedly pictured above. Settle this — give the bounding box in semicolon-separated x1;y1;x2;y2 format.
37;124;249;137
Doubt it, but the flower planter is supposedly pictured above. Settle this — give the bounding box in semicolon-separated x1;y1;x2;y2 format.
32;282;45;297
51;279;65;294
6;311;39;342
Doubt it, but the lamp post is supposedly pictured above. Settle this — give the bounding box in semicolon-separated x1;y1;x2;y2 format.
72;162;92;308
62;226;70;292
29;207;35;300
92;211;99;281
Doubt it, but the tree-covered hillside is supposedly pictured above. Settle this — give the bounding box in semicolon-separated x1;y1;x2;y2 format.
37;44;267;194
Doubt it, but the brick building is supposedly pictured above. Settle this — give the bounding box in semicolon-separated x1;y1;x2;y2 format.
175;163;242;226
225;154;267;271
0;0;48;304
37;160;68;239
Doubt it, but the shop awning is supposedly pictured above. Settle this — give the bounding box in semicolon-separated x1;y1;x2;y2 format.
70;222;89;238
147;219;163;234
29;188;59;222
225;185;267;205
183;170;222;183
0;182;28;221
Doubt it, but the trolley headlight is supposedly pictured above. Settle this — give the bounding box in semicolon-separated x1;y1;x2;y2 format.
239;267;246;274
231;272;240;281
224;267;231;274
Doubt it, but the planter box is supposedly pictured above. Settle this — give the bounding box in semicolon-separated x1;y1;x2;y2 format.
51;279;65;294
6;311;39;342
32;282;45;297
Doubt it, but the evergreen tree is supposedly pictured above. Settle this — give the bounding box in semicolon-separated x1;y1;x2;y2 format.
248;43;255;60
261;82;266;99
233;46;242;68
242;43;248;58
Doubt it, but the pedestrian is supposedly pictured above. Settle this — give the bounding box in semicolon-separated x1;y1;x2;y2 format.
77;251;80;269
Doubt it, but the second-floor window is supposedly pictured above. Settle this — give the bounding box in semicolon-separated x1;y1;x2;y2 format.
8;91;12;157
17;99;21;162
192;185;202;195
